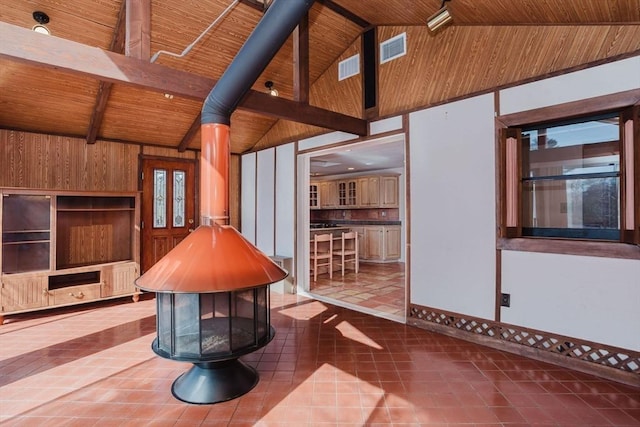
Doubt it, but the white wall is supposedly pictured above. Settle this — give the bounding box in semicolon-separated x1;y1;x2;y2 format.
256;148;275;254
497;56;640;350
242;144;296;258
502;251;640;351
242;56;640;353
409;93;497;319
275;144;295;260
500;56;640;114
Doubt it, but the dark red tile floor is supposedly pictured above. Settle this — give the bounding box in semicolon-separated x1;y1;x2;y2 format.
1;292;639;426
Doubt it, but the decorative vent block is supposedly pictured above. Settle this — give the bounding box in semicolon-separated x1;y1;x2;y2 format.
338;54;360;81
380;32;406;64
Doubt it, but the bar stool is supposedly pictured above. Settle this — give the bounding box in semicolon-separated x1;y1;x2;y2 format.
332;231;358;276
310;233;333;281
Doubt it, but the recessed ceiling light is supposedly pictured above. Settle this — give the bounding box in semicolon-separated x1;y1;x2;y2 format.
32;11;51;35
347;167;355;171
164;93;174;99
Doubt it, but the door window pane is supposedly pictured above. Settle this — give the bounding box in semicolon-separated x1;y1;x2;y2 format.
153;169;167;228
173;170;186;227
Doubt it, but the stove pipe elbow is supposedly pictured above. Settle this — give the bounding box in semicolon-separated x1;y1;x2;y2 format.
201;0;315;126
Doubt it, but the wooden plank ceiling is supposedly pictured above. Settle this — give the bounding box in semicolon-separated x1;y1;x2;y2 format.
0;0;639;154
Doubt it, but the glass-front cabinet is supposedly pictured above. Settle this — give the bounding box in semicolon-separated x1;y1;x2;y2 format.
1;194;52;274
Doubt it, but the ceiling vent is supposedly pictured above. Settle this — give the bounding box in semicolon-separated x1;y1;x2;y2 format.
380;32;406;64
338;54;360;81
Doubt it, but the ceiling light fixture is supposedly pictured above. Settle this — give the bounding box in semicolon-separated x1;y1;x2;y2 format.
164;93;174;100
265;81;278;97
32;11;51;35
427;0;452;32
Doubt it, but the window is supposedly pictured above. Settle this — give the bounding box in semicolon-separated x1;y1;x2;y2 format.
521;114;620;240
498;96;639;255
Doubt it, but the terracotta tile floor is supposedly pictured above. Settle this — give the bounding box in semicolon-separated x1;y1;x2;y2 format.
1;293;640;426
309;262;405;319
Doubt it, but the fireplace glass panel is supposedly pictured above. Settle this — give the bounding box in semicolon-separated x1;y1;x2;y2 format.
256;287;268;338
200;293;231;355
156;293;173;356
173;293;201;357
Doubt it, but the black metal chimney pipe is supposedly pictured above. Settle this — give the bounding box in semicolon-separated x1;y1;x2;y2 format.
202;0;315;125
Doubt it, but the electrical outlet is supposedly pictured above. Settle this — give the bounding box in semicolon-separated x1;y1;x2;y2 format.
500;293;511;307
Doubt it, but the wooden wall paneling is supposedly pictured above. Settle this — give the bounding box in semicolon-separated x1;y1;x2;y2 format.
142;145;196;159
377;25;640;117
149;0;262;78
448;0;640;25
252;120;327;152
0;130;139;191
253;39;364;150
100;85;202;147
310;43;363;117
229;111;279;154
0;60;98;138
0;0;120;48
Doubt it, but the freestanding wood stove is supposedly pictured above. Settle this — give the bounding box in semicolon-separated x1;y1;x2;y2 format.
135;125;287;405
135;0;313;404
135;221;286;404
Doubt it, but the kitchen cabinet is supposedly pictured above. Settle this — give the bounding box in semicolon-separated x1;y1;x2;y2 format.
312;174;398;209
337;179;357;207
380;175;399;208
320;181;338;208
361;225;401;262
350;226;366;258
0;188;141;323
309;183;320;209
384;226;402;259
357;177;380;207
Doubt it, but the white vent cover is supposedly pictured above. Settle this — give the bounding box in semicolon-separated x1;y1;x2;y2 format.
338;54;360;81
380;32;406;64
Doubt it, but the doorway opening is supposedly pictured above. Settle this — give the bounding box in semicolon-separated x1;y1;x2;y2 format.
296;135;407;322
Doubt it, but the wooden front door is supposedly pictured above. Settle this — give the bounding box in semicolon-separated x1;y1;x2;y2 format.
141;158;196;273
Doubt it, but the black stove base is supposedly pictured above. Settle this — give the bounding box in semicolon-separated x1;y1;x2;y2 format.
171;359;259;404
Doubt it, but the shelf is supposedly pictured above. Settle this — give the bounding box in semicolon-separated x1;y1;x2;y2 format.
3;231;50;243
57;208;135;212
3;240;51;246
57;195;135;211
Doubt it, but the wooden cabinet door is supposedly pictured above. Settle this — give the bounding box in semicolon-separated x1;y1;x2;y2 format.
102;262;138;297
364;227;384;260
1;274;49;313
141;158;196;273
309;183;320;209
384;226;401;260
320;181;337;208
380;176;399;208
350;227;366;260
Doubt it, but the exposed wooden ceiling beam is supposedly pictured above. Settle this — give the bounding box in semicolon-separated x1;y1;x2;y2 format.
125;0;151;60
0;22;367;137
293;14;310;103
178;114;202;152
317;0;370;28
87;1;127;144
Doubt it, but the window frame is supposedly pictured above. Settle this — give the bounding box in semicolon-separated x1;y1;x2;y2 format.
496;89;640;260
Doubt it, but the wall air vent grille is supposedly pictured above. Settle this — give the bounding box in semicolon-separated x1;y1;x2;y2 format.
338;54;360;81
380;32;406;64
